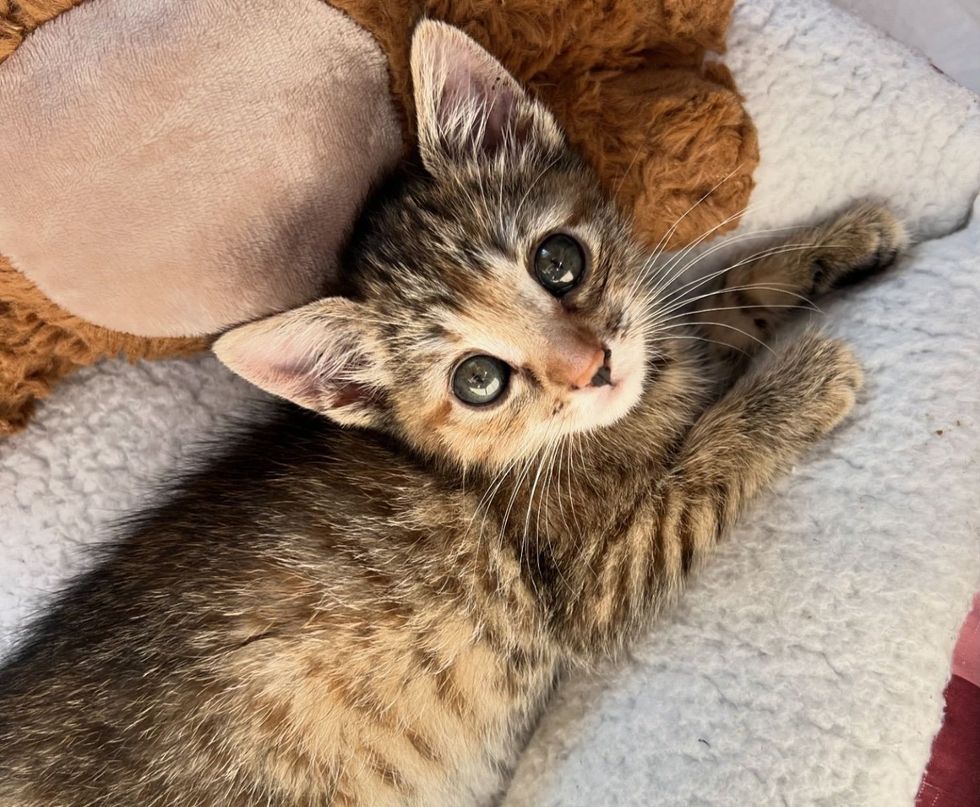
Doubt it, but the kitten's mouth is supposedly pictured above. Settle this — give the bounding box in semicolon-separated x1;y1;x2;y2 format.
566;336;645;432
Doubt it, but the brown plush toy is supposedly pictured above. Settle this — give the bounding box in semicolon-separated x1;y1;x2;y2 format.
0;0;757;436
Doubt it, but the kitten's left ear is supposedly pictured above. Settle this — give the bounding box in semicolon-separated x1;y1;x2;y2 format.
213;299;387;429
410;19;563;171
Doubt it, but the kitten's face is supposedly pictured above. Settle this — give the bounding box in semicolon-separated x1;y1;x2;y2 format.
346;154;648;469
216;21;652;470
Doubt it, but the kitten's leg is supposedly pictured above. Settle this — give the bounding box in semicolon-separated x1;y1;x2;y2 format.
571;332;863;647
660;331;862;583
690;204;907;360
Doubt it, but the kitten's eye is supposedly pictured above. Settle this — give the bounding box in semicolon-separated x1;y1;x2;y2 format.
452;355;511;406
533;234;586;296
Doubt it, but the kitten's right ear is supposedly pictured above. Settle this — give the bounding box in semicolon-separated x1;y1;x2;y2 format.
213;299;386;429
410;19;562;172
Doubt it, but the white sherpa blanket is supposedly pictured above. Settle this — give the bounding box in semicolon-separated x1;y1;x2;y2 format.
2;1;979;805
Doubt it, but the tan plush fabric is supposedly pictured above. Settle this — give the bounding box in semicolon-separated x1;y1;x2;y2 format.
0;0;403;337
1;0;206;436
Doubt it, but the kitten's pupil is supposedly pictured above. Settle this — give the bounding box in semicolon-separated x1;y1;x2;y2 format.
453;355;511;406
534;234;586;296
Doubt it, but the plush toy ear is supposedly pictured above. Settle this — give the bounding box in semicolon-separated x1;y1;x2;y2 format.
410;19;562;171
213;299;386;428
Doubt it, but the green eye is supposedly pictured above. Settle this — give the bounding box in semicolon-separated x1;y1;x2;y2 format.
533;234;586;296
452;355;511;406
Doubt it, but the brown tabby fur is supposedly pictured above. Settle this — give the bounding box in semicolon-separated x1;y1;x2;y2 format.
0;21;903;807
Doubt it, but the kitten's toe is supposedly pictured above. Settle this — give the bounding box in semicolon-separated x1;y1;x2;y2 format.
812;204;910;293
786;334;865;434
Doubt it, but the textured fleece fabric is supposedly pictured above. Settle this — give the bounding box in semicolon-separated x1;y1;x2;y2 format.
0;0;403;336
504;1;980;804
1;1;978;805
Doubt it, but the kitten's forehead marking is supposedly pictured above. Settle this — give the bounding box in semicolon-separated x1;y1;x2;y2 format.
453;174;577;236
510;198;579;241
440;306;539;368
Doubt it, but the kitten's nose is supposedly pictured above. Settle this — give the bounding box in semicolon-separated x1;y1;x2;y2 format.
569;347;609;390
590;349;613;387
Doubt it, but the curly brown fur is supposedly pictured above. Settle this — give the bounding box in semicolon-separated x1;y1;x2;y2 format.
0;0;86;59
0;258;206;435
0;22;901;807
336;0;756;251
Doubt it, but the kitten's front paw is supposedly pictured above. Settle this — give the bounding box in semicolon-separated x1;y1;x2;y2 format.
811;204;909;293
770;333;864;437
811;338;863;431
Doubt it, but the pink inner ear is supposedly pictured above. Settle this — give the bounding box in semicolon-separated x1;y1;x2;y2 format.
230;328;327;410
440;53;520;154
483;85;519;152
256;323;380;414
215;299;383;424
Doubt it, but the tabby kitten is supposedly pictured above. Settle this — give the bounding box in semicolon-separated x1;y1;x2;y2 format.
0;20;905;807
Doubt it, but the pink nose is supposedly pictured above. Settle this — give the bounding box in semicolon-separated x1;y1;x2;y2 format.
571;348;606;389
557;346;607;390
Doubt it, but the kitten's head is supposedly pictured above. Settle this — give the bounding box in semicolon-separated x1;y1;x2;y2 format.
216;21;656;470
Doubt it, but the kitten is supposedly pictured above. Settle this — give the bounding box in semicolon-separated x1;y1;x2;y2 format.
0;20;906;807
